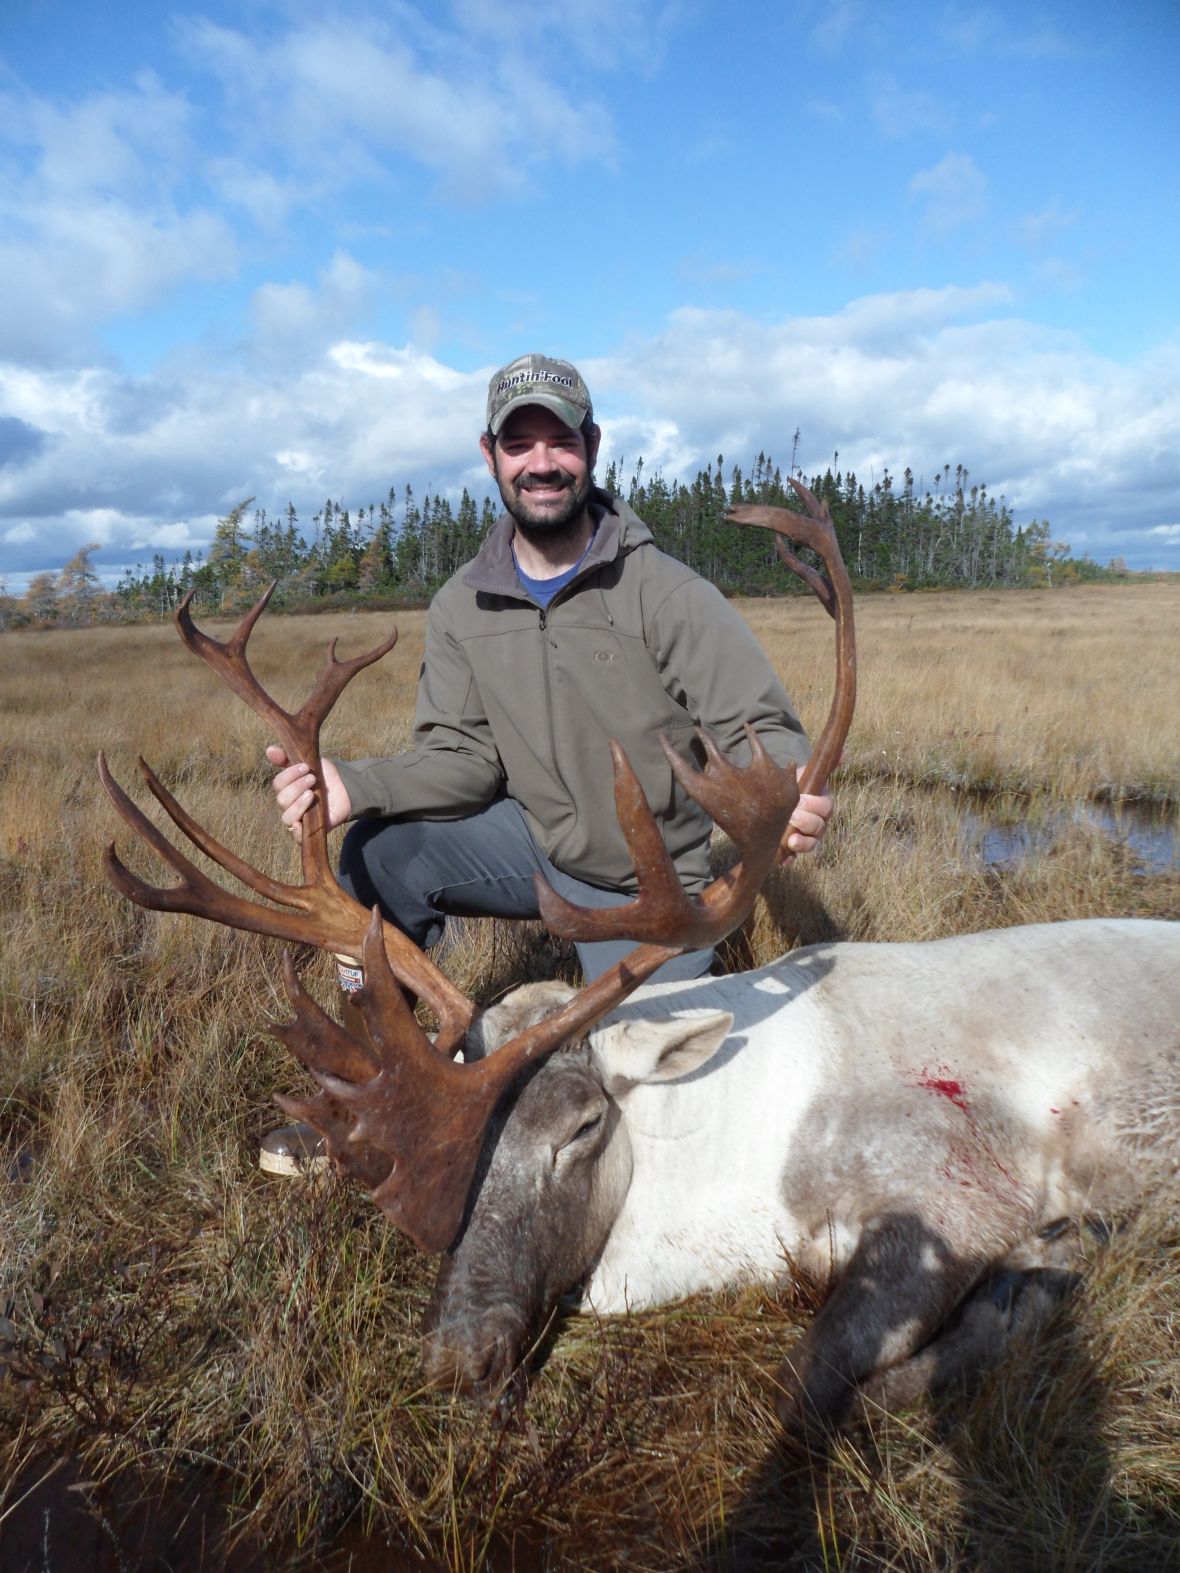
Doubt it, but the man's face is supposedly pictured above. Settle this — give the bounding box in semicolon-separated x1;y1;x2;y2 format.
480;406;600;535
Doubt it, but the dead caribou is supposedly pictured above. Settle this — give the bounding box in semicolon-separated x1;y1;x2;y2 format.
99;484;1180;1430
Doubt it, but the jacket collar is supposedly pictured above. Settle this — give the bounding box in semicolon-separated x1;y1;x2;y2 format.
462;489;652;598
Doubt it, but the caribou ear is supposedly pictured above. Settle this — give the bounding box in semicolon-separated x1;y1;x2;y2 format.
591;1011;734;1091
464;981;579;1061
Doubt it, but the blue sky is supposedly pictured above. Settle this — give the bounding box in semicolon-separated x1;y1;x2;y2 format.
1;0;1178;586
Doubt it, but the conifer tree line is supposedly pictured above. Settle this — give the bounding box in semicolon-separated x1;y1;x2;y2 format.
1;450;1141;629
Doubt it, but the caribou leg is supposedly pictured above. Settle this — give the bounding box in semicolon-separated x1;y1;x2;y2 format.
858;1265;1080;1411
775;1204;1097;1430
774;1206;1026;1431
857;1216;1099;1410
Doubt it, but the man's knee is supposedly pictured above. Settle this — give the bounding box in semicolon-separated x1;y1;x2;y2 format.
338;819;390;905
337;819;440;945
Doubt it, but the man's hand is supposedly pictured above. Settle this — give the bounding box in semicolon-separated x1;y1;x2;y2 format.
266;745;351;844
782;791;834;860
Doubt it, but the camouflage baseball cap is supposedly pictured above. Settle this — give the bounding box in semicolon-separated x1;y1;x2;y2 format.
485;353;593;436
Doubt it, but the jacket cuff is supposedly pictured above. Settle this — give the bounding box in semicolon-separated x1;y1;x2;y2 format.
331;757;394;821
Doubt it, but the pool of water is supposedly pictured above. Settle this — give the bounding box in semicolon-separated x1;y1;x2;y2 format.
963;799;1177;875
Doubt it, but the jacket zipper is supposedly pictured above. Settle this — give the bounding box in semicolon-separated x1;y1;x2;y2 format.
537;604;579;832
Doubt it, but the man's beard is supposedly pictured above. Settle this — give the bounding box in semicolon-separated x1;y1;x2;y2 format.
497;466;592;542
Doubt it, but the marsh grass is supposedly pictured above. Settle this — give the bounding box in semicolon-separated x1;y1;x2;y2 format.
1;585;1178;1569
743;580;1180;804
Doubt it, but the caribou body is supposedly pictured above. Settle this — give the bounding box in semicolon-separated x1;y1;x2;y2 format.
425;917;1180;1423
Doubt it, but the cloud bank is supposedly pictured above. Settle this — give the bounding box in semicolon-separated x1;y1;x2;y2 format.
2;282;1177;584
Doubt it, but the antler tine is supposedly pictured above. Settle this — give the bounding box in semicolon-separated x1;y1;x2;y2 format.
131;752;307;907
173;585;398;751
101;751;320;939
272;951;381;1083
174;586;398;886
536;726;797;948
100;744;476;1045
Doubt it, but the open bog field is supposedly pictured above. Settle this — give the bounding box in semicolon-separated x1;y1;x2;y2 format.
1;581;1179;1570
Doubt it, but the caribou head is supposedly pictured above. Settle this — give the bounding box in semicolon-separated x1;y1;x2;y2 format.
418;979;739;1407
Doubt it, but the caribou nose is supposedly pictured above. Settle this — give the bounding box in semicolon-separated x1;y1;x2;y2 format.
420;1332;496;1391
421;1313;523;1401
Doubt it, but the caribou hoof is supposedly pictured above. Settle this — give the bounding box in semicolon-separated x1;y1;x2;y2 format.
771;1355;850;1438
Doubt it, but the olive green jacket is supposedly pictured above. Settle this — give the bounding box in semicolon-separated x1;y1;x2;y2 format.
335;492;809;893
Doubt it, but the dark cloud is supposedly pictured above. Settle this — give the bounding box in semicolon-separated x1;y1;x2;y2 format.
103;377;184;437
0;416;47;468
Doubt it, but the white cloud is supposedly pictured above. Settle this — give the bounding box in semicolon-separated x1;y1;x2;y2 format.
128;521;203;550
1030;256;1084;293
206;161;303;231
684;119;738;162
0;78;238;360
676;251;767;286
936;7;1074;59
824;282;1012;339
0;2;656;367
908;152;988;233
1018;197;1080;252
870;74;952;140
409;305;443;349
57;508;125;544
587;298;1180;564
179;12;616;203
276;450;323;480
449;0;685;73
0;337;489;582
250;252;376;358
833;225;886;271
807;0;867;54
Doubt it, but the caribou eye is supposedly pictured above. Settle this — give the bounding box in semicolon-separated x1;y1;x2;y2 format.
554;1109;605;1167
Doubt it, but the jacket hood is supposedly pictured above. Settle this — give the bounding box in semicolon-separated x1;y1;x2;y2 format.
462;489;653;598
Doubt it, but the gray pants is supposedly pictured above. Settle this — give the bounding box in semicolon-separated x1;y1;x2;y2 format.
338;796;714;985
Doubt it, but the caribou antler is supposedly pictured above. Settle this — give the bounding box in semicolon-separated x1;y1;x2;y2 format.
99;588;476;1056
536;479;856;949
101;487;854;1253
730;478;857;805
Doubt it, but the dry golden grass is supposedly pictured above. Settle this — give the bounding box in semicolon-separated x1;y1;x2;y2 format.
1;584;1178;1570
742;579;1180;804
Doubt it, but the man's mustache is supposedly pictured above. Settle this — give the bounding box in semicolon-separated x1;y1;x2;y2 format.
517;473;573;492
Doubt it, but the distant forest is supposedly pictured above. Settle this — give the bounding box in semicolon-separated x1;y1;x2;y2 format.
2;451;1146;629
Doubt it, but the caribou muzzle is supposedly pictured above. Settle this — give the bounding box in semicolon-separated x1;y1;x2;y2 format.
420;1296;532;1406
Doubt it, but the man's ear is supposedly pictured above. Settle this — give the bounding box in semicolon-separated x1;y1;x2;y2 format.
479;431;496;477
585;422;601;471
